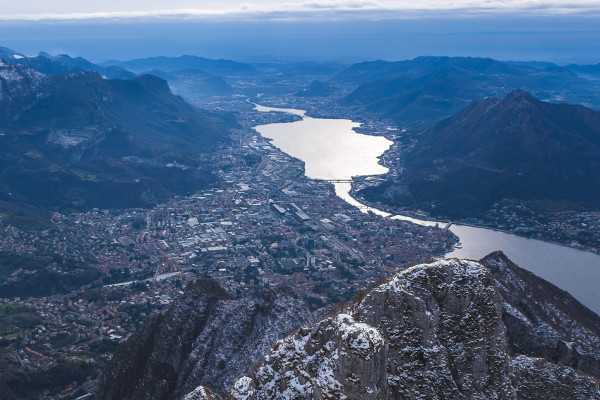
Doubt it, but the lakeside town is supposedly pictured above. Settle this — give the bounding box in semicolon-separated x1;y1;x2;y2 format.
0;105;457;399
2;94;599;399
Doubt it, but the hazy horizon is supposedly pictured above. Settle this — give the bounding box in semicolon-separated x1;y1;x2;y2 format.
1;3;600;65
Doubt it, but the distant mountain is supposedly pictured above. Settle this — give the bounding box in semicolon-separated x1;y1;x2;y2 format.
566;63;600;76
509;60;600;79
102;55;254;75
48;53;135;79
295;80;335;97
0;46;25;60
0;61;233;219
252;61;348;77
337;56;600;126
360;90;600;218
148;69;233;97
0;46;135;79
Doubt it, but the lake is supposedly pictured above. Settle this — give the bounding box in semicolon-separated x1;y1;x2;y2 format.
253;104;600;315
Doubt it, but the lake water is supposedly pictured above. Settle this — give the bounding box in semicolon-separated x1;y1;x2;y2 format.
255;116;392;180
253;104;600;315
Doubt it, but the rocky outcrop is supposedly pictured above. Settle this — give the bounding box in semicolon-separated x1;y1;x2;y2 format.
510;355;600;400
228;257;600;399
98;279;312;400
482;251;600;378
184;386;223;400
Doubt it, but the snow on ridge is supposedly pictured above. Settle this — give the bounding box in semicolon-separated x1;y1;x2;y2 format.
373;258;488;296
0;62;46;83
335;314;384;358
239;312;385;399
230;377;255;400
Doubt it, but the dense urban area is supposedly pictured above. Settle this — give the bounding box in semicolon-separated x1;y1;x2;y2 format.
2;89;600;398
0;102;457;399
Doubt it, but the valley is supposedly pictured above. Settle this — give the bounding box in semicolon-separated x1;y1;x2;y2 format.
1;47;600;399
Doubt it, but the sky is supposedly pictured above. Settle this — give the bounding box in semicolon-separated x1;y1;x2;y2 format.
2;1;600;20
1;1;599;64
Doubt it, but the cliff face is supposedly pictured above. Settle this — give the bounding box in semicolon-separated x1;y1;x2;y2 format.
100;255;600;400
98;280;312;400
228;256;600;399
481;251;600;378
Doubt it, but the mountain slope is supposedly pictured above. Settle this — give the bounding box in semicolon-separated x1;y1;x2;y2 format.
1;46;135;79
224;254;600;399
148;69;233;98
101;55;254;75
0;61;232;216
361;89;600;218
97;280;313;400
481;251;600;377
338;56;600;126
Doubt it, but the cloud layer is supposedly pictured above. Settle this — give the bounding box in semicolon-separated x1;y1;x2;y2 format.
2;0;600;21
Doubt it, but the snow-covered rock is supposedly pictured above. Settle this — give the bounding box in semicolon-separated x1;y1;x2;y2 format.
183;386;222;400
0;60;46;100
482;251;600;377
97;279;312;400
228;256;600;399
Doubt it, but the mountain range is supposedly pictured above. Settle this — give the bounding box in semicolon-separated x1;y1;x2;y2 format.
99;252;600;399
335;56;600;126
0;46;134;79
0;58;233;224
101;55;254;75
361;89;600;218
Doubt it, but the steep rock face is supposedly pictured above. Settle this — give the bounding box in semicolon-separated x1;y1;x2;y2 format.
98;280;312;400
246;313;387;399
482;251;600;378
232;259;515;399
229;257;600;399
510;355;600;400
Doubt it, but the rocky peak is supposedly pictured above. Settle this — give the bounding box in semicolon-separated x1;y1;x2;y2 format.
481;251;600;377
0;61;46;101
503;88;534;103
98;279;312;400
227;257;600;399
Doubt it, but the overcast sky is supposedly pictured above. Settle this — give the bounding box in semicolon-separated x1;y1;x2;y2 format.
1;1;599;64
3;0;600;20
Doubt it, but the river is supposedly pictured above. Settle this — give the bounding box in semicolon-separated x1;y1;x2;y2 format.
253;104;600;315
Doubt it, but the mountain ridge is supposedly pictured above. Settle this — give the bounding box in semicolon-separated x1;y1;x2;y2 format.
98;253;600;400
0;61;233;220
336;56;600;126
223;253;600;399
360;89;600;218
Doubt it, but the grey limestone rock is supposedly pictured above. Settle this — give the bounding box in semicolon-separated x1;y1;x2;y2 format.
510;355;600;400
98;279;312;400
482;251;600;378
229;257;600;399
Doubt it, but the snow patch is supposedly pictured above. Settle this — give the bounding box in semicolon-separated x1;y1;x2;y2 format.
230;376;256;400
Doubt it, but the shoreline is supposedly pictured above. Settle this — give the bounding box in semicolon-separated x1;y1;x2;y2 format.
351;188;600;256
